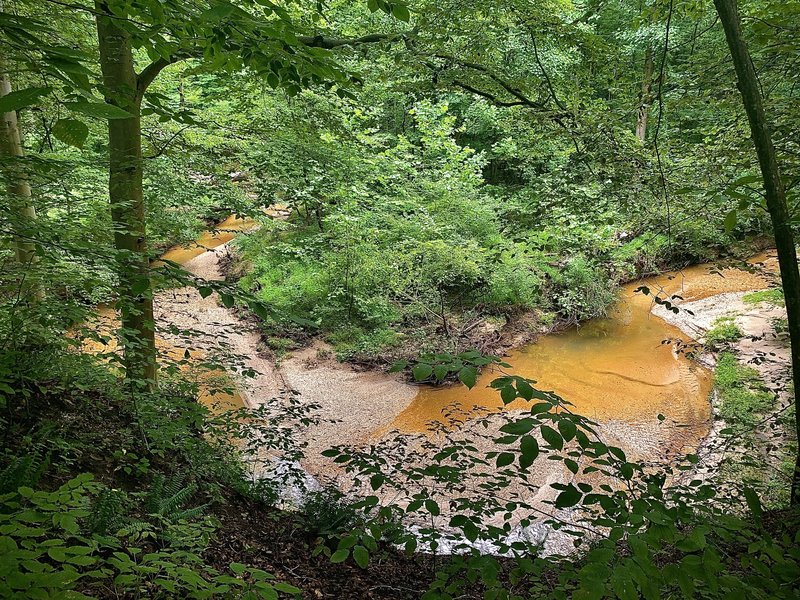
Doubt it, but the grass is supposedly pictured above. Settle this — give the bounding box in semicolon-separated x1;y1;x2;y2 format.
742;288;785;306
705;316;743;347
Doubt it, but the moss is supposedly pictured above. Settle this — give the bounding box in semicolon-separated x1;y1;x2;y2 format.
705;316;743;347
742;288;785;306
715;352;774;429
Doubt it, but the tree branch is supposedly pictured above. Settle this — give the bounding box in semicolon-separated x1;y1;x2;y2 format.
137;57;173;99
297;31;409;49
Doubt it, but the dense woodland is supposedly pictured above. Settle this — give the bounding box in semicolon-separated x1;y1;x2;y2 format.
1;0;799;598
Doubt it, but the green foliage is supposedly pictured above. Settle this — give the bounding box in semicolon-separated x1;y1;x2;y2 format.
299;488;363;538
324;362;800;599
716;352;775;430
743;288;786;306
706;316;744;347
0;474;301;599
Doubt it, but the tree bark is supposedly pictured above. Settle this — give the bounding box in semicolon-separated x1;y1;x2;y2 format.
635;46;653;142
95;2;157;391
0;54;43;301
714;0;800;505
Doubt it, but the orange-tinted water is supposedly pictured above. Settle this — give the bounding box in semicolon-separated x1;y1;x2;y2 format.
156;215;255;267
82;214;261;412
388;261;770;434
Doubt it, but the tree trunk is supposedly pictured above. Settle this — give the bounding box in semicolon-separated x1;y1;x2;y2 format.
714;0;800;505
0;54;43;300
635;46;653;142
95;2;157;391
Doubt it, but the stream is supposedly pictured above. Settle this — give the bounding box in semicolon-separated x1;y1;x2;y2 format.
86;220;775;514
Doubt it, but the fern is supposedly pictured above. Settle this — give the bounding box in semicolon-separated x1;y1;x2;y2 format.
87;487;126;535
144;474;207;521
0;449;49;495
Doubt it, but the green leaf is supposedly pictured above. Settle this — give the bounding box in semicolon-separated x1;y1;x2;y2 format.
220;293;235;308
724;209;737;233
388;360;407;373
52;118;89;148
425;499;440;516
496;452;515;467
370;474;384;491
743;487;763;522
516;379;534;400
540;425;563;450
352;545;369;569
0;86;51;113
330;549;349;563
500;385;517;404
519;435;539;469
433;364;449;382
412;363;433;381
499;418;534;436
391;3;411;21
458;366;477;388
555;484;581;508
557;418;576;441
64;100;135;120
230;562;247;574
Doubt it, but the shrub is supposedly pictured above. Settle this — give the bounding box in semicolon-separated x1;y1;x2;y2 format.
299;488;363;538
550;256;617;321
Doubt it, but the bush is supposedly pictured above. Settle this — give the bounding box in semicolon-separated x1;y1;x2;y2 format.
549;256;617;321
299;488;363;538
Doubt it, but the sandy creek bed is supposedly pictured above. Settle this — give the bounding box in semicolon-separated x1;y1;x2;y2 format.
87;223;785;555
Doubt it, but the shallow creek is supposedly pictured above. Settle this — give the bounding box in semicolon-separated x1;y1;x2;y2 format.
388;263;769;455
86;219;773;463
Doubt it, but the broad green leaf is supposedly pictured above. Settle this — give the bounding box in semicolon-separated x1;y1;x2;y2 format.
352;545;369;569
558;418;576;441
496;452;515;467
458;366;477;388
519;435;539;469
412;363;433;380
64;101;135;120
52;118;89;148
724;209;737;233
555;484;581;508
499;418;534;436
392;3;410;21
0;86;51;112
330;549;349;563
540;425;563;450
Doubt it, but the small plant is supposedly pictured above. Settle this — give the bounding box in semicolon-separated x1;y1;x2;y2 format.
705;316;743;347
87;486;127;535
299;488;363;538
772;316;789;336
0;449;49;495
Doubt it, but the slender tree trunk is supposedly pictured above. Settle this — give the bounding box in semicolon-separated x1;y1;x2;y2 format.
714;0;800;505
635;46;654;142
95;2;157;391
0;55;43;301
